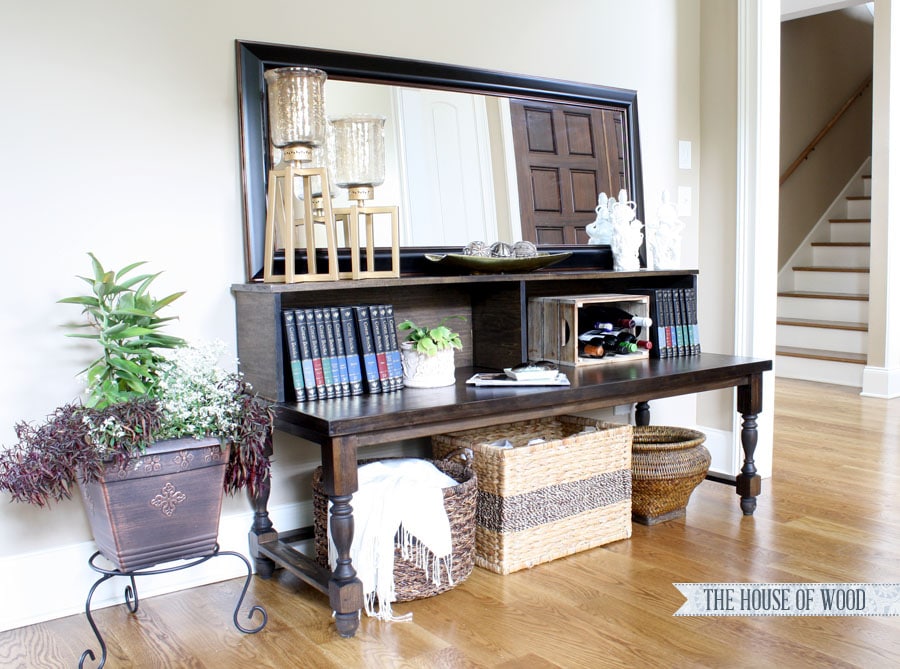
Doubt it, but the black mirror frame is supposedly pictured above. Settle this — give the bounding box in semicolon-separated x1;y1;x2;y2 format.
235;39;644;282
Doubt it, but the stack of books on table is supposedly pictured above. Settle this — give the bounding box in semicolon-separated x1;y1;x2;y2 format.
281;305;403;401
627;287;701;359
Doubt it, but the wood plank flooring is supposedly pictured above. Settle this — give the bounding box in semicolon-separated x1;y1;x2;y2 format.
2;378;899;668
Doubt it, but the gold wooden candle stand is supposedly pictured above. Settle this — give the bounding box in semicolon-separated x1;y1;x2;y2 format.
334;200;400;280
263;149;339;283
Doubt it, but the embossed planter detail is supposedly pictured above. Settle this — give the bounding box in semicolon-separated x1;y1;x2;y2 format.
78;436;229;572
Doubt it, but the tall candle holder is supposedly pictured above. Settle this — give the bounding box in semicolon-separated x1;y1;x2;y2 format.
262;67;339;283
331;115;400;279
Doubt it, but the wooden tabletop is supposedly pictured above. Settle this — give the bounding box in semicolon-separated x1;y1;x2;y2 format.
273;353;772;447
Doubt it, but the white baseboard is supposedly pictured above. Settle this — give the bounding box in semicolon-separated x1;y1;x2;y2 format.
861;365;900;398
698;426;738;479
0;500;313;633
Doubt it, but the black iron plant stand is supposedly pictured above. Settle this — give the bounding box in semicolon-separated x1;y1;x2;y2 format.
79;544;267;668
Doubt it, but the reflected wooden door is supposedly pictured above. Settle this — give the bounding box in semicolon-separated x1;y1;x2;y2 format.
510;99;628;245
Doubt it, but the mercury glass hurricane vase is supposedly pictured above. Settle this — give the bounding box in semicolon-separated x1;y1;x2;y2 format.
264;67;327;152
331;115;386;196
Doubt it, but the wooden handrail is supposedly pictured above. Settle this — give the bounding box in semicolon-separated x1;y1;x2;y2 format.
780;75;873;186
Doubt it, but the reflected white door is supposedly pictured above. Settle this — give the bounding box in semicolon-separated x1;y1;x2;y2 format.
395;88;498;246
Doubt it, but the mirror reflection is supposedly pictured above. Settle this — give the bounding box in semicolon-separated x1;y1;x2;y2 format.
236;41;643;281
309;81;516;248
298;80;630;249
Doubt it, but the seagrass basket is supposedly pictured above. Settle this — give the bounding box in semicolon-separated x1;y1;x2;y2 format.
432;415;633;575
312;456;476;601
631;426;710;525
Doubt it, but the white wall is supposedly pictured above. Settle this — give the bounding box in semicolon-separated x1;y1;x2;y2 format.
0;0;761;630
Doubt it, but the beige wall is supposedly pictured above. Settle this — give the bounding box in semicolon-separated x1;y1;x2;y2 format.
1;0;729;628
697;0;739;431
779;7;874;269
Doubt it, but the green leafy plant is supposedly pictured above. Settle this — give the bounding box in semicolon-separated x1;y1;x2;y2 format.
397;316;465;356
59;252;185;409
0;254;272;508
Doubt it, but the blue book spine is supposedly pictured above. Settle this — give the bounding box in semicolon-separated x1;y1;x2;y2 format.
353;305;381;393
339;306;364;395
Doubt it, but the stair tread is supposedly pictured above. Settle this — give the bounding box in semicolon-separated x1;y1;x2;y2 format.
828;218;870;223
811;242;870;247
792;266;869;273
776;346;867;365
846;195;871;201
778;290;868;301
776;317;868;331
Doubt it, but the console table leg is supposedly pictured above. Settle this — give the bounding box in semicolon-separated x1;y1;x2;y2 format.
736;375;764;515
736;411;761;515
248;473;277;578
328;494;363;637
635;401;650;426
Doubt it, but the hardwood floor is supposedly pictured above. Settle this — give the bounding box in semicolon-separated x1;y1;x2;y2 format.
2;378;900;668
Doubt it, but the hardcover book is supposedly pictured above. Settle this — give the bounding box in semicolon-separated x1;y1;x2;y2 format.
339;306;365;395
303;308;328;398
282;310;306;401
352;305;382;393
294;309;319;400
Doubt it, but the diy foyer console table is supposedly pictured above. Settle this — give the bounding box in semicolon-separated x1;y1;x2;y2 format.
231;268;772;637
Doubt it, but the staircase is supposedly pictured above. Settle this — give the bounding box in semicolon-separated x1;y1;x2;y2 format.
776;164;870;387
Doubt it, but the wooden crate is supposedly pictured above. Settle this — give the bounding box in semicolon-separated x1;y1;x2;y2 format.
527;293;651;366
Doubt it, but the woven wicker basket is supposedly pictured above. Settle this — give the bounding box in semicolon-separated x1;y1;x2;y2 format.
432;416;632;575
631;426;710;525
312;456;476;601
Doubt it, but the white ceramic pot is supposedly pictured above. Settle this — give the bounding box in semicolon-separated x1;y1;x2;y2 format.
400;342;456;388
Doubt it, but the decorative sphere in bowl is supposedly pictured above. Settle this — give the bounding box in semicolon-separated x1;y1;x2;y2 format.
462;241;491;257
511;241;538;258
490;242;513;258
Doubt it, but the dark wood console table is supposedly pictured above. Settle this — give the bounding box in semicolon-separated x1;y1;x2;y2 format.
232;270;772;637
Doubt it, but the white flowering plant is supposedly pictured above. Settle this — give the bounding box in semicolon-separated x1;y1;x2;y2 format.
154;340;244;441
0;255;272;507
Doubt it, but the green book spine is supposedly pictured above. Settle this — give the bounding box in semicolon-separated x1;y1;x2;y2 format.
282;310;306;401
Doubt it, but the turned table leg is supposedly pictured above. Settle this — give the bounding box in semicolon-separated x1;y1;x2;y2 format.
328;494;364;637
736;374;764;515
634;401;650;426
323;436;364;637
248;470;277;578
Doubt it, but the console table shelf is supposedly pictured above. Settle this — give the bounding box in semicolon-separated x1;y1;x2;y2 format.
231;269;772;638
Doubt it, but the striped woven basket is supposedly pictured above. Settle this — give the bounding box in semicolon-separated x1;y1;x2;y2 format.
631;426;710;525
432;415;633;575
312;456;476;601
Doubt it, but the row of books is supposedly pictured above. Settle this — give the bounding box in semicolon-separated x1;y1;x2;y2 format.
628;287;701;358
282;305;403;401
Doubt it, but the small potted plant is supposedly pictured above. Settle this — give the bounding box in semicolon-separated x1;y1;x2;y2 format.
0;253;272;572
397;316;465;388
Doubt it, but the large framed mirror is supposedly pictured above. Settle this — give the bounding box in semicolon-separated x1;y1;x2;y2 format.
236;40;644;282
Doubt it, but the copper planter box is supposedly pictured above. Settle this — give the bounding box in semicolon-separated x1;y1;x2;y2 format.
79;436;229;572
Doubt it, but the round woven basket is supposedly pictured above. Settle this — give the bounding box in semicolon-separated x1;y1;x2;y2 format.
631;426;710;525
312;457;476;601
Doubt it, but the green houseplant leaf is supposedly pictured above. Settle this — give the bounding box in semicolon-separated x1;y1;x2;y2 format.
59;253;186;409
397;316;465;355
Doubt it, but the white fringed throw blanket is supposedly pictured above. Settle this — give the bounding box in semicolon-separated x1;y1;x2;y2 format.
328;458;458;621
